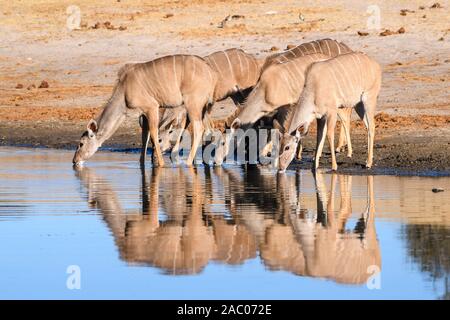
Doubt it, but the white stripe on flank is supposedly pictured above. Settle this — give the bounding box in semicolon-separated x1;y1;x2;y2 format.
325;40;331;56
291;62;305;91
365;54;374;87
280;67;295;96
337;41;341;54
224;51;236;82
284;62;297;83
173;56;178;88
206;63;213;85
335;57;355;97
191;58;196;82
251;57;259;84
318;41;325;55
329;63;346;101
236;51;243;83
210;55;223;80
305;54;315;64
348;54;362;93
313;41;320;54
152;60;164;97
291;59;303;77
355;54;364;92
298;45;306;56
181;56;185;84
244;54;250;85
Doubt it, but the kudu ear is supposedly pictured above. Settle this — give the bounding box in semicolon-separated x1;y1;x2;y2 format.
231;118;241;130
273;119;283;133
87;119;98;133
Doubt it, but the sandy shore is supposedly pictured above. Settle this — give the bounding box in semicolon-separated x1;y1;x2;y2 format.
0;0;449;174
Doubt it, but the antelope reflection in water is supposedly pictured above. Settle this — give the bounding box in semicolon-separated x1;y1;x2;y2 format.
74;166;380;284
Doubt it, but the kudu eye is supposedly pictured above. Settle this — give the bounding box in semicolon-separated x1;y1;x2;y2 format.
79;143;84;148
285;146;290;151
169;130;173;134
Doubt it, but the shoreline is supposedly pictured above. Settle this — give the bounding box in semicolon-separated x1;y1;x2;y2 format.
2;136;449;177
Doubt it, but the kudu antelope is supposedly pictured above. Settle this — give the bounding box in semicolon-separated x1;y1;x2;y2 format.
262;38;352;70
261;172;380;284
74;165;257;274
73;55;217;167
278;52;382;172
157;48;264;155
215;165;380;284
216;39;354;164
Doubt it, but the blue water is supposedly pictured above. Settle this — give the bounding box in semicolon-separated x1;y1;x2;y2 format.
0;147;448;299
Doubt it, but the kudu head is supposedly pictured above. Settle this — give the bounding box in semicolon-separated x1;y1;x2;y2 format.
278;124;302;173
158;122;177;153
157;108;187;153
73;119;101;166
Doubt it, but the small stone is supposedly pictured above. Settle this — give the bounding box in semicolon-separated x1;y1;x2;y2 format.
38;80;49;88
380;29;395;36
118;26;127;31
430;3;441;9
27;84;36;90
357;31;369;36
432;188;444;193
286;44;296;50
164;13;174;18
270;46;279;52
398;27;406;34
15;83;23;89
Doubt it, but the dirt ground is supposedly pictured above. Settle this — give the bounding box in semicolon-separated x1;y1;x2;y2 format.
0;0;449;175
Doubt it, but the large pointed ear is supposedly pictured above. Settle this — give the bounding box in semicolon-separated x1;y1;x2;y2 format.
87;119;98;133
273;119;284;133
294;127;302;142
231;118;241;130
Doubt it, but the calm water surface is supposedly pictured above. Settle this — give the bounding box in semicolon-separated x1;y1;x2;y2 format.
0;147;449;299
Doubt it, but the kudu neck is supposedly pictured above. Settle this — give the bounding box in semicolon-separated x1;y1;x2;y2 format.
96;86;127;145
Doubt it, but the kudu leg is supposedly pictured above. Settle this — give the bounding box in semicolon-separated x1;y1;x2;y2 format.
139;115;150;166
314;117;327;170
171;116;187;154
186;120;204;166
355;100;375;168
184;97;207;166
336;108;352;157
296;140;303;160
326;113;338;171
147;111;165;167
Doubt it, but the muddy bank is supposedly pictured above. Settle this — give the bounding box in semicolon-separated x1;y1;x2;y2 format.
1;114;449;176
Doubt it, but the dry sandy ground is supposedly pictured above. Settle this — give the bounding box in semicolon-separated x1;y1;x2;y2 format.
0;0;449;174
